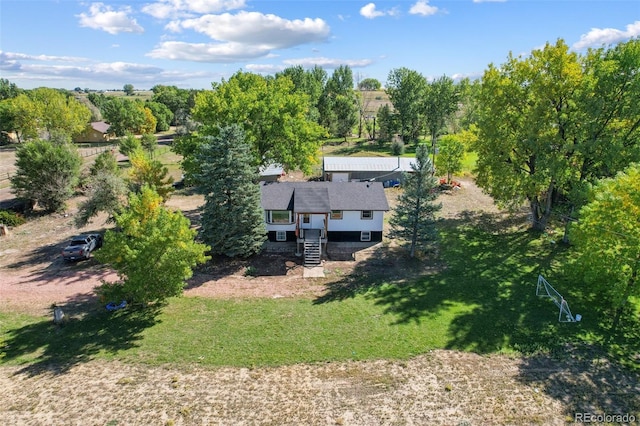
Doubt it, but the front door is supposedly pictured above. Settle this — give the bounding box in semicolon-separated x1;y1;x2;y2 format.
298;214;326;236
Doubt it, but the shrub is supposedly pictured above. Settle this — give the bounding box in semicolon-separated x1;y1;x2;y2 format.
391;139;405;155
118;134;142;158
0;209;26;227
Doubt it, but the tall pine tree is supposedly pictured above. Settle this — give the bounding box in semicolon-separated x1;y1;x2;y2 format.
195;125;266;257
389;144;441;257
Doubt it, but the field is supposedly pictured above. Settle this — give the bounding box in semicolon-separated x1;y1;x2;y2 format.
1;142;639;425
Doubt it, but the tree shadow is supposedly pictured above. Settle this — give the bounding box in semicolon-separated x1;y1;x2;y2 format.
314;210;633;354
315;210;640;415
186;253;294;289
517;344;640;419
181;206;202;226
1;302;163;377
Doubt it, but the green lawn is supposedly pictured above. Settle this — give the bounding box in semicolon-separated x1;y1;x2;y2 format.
2;215;638;371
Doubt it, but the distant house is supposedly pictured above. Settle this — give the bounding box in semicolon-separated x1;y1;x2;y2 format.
260;181;389;264
73;121;112;143
322;156;416;185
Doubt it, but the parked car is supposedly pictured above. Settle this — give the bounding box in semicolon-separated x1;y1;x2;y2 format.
61;234;102;261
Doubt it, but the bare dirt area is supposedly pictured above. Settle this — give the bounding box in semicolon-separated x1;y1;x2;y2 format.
0;351;572;426
5;179;637;426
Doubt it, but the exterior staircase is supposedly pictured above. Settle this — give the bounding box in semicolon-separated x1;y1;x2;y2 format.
303;231;322;266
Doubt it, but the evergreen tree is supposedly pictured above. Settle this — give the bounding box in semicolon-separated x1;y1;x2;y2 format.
389;144;441;257
195;125;266;257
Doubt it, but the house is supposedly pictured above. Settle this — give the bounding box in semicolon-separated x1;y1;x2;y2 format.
260;181;389;264
73;121;112;143
322;156;416;185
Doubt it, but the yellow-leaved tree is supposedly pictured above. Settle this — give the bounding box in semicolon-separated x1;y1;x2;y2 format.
569;163;640;331
95;186;210;305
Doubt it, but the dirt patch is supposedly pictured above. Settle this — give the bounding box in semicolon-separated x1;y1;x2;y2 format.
0;351;577;425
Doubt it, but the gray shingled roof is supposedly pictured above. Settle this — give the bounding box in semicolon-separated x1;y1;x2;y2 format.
260;181;389;212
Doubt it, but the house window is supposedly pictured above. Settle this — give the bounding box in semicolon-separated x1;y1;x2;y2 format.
275;231;287;241
269;211;291;224
330;210;343;220
302;214;311;224
361;210;373;220
361;231;371;242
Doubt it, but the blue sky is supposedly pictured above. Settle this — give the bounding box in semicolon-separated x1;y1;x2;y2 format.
1;0;638;90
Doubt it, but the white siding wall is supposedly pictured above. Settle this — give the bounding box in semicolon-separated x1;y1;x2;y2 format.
328;210;384;232
264;222;296;232
299;213;326;229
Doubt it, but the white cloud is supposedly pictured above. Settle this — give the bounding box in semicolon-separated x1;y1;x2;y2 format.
0;50;215;88
148;41;272;62
409;1;438;17
360;3;399;19
77;3;144;35
176;12;330;48
360;3;384;19
573;21;640;49
245;63;285;73
282;57;374;68
152;11;330;62
450;72;483;82
0;51;88;63
142;0;246;20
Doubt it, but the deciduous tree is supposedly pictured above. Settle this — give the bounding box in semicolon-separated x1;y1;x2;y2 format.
195;125;266;258
119;133;142;158
11;139;82;212
102;98;146;136
192;71;325;173
385;68;427;143
128;148;174;201
123;84;135;96
474;38;640;231
145;101;173;132
435;134;465;183
358;78;382;91
0;94;39;142
0;78;20;100
389;144;441;257
423;76;460;165
29;87;91;139
75;170;128;227
140;133;158;157
568;163;640;331
95;186;210;304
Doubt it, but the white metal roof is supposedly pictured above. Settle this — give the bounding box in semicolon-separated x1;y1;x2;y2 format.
259;164;284;176
323;156;416;172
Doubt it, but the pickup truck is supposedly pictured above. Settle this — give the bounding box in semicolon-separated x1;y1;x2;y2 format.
61;234;103;261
